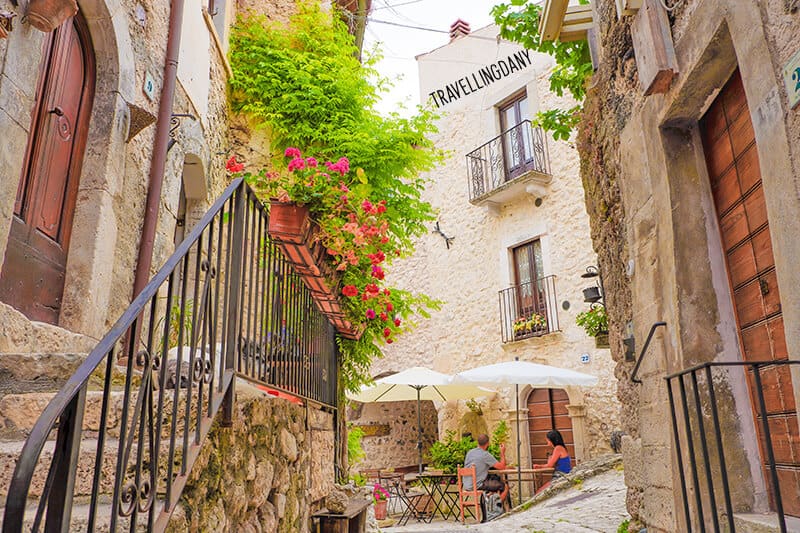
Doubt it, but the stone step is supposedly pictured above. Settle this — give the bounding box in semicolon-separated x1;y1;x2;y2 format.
0;353;88;396
0;435;188;500
0;498;150;532
733;512;800;533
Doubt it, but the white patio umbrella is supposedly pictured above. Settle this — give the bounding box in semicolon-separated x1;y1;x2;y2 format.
452;359;599;504
348;366;495;474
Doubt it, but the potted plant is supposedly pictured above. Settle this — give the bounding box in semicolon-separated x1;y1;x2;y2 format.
512;313;548;338
372;483;390;520
575;305;609;347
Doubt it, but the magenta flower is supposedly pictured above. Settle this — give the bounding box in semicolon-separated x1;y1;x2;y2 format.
284;147;301;158
366;309;376;320
306;157;318;167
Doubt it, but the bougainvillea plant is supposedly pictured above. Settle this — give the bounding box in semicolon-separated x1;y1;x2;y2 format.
228;149;438;387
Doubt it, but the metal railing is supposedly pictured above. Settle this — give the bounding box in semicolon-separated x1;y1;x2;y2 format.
666;360;800;533
2;179;339;532
498;275;559;343
466;120;550;202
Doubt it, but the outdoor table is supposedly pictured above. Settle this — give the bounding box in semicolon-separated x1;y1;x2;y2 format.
489;467;555;500
412;472;459;522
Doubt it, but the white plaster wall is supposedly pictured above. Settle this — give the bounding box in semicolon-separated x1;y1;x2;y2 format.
177;0;211;124
374;25;620;463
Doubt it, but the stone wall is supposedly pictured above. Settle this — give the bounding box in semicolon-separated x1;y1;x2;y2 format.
579;1;800;530
368;24;620;470
348;400;437;471
166;391;335;533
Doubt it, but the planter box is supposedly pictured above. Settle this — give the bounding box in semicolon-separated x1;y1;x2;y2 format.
595;332;610;348
268;201;362;340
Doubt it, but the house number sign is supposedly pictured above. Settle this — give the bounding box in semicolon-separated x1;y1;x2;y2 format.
783;47;800;110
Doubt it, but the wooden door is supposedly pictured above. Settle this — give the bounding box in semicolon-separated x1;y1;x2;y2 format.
700;69;800;516
499;94;532;180
513;240;546;321
0;15;95;324
527;388;574;468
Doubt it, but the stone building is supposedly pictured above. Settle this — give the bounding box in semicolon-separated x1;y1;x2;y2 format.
0;0;340;530
541;0;800;530
352;21;620;480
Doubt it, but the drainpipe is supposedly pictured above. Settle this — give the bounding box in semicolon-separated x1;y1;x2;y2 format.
132;0;185;300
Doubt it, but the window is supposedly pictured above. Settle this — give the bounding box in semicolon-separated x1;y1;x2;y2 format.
512;239;546;318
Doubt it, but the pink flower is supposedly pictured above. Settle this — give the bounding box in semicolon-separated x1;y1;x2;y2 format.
306;157;318;167
379;312;388;321
337;157;350;174
386;302;394;312
383;327;391;338
371;265;385;280
284;147;301;158
366;309;376;320
287;157;305;172
361;200;374;213
339;182;349;193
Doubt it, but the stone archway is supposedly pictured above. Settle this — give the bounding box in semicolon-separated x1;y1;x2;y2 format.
59;0;138;336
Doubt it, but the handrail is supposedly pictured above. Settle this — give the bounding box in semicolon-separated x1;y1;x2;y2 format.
630;321;666;383
3;179;339;532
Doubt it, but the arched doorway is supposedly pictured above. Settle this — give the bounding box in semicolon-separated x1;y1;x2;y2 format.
527;388;575;467
0;14;95;324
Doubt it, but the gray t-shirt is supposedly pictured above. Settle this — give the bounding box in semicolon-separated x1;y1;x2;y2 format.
463;447;498;490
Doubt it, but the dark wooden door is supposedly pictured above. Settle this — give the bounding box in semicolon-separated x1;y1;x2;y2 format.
700;69;800;517
527;388;574;470
499;94;532;180
513;240;546;320
0;15;95;324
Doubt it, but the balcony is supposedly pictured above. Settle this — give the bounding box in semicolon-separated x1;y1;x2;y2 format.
466;121;551;206
499;275;560;343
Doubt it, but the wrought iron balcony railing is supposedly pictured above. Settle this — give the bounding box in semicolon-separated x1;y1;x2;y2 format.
499;275;559;343
2;179;339;532
466;120;550;203
666;360;800;533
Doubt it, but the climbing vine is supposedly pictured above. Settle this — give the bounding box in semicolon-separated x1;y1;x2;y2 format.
492;0;593;140
228;2;442;391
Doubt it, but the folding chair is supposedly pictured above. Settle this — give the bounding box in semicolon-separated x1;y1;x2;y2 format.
394;480;430;526
457;465;481;523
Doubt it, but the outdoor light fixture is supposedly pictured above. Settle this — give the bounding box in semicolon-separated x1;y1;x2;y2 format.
580;265;605;306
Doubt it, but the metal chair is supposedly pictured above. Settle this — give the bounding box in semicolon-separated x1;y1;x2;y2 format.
394;480;430;526
457;465;481;523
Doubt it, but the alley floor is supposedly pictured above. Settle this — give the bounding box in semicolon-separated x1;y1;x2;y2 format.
384;467;629;533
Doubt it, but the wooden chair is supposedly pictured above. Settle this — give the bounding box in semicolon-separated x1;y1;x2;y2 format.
457;465;481;523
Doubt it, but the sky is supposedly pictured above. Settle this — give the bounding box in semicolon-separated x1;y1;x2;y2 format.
362;0;500;116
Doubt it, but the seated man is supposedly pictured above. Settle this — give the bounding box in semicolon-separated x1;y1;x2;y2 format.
463;435;509;520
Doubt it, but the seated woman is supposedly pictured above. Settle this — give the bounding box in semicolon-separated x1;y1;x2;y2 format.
532;429;572;494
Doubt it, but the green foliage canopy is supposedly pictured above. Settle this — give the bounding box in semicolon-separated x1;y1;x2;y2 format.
228;3;442;391
492;0;593;139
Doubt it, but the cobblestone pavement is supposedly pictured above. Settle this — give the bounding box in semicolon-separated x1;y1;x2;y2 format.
383;468;629;533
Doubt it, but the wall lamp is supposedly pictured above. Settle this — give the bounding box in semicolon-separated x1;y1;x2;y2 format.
580;265;604;306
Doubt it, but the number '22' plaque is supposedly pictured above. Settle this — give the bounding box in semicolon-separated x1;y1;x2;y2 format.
783;47;800;110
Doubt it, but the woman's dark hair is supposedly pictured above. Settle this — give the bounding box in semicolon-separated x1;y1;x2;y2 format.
546;429;566;447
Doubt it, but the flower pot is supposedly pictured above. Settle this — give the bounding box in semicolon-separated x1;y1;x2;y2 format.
595;332;610;348
26;0;78;32
374;499;388;520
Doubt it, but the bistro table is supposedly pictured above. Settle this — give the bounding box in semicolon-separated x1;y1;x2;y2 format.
407;472;459;522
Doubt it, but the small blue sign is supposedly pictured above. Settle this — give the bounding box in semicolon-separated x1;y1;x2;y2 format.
580;353;591;364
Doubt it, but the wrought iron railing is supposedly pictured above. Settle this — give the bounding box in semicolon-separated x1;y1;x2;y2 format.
498;275;559;343
2;179;339;532
466;120;550;202
666;360;800;533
